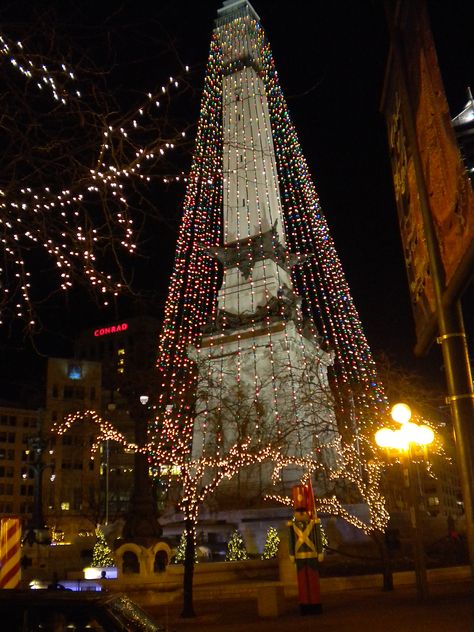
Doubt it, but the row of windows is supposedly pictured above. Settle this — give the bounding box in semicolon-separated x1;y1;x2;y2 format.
0;415;17;427
78;337;135;360
51;386;97;400
0;416;38;429
0;432;16;444
1;433;97;449
61;462;84;470
0;432;40;445
0;502;33;515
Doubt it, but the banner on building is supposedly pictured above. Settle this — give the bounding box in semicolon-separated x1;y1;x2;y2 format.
0;517;21;589
381;1;474;354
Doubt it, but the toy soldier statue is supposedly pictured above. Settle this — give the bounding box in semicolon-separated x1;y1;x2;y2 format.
288;483;324;615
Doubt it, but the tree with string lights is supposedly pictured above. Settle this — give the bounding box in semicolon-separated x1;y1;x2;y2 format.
0;15;192;331
226;530;248;561
53;371;392;615
92;527;115;568
261;527;280;560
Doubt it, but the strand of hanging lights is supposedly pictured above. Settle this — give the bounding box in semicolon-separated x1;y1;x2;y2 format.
0;28;191;327
56;408;397;533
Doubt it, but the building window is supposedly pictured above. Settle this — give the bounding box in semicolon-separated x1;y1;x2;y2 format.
73;488;82;511
68;364;82;380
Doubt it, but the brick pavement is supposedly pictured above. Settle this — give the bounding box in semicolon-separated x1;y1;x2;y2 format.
145;578;474;632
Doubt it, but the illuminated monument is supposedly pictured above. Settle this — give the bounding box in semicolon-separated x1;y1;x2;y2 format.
154;1;384;508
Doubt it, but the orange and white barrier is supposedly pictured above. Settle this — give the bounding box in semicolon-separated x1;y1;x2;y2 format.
0;518;21;588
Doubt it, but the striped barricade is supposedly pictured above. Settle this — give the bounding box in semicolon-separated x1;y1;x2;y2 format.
0;518;21;588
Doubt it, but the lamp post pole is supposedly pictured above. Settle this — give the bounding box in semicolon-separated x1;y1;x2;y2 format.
24;411;52;546
404;450;429;601
375;403;434;602
122;395;162;544
104;401;117;525
105;439;110;526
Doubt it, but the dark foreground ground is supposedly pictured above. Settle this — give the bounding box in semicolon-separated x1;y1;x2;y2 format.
144;578;474;632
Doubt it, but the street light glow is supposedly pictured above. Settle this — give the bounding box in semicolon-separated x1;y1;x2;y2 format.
391;402;412;424
376;403;435;451
374;427;395;448
414;424;435;446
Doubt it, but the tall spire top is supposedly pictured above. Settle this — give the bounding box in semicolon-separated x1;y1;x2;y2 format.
216;0;260;24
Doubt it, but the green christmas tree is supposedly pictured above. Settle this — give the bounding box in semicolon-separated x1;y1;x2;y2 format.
225;529;248;561
92;527;115;568
261;527;280;560
173;530;198;564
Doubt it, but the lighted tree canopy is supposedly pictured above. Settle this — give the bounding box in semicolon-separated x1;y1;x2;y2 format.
0;15;193;330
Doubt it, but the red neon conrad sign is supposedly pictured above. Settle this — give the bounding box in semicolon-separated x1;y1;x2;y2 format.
94;322;128;337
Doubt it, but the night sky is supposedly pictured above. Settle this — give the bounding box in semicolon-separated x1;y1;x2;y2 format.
0;0;473;401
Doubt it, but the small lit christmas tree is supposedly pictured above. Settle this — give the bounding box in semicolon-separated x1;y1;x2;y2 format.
261;527;280;560
92;527;115;568
173;530;198;564
225;529;248;561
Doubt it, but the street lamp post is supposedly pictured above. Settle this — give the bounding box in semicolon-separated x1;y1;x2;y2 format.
121;395;162;543
105;401;117;526
23;413;53;546
375;403;435;602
